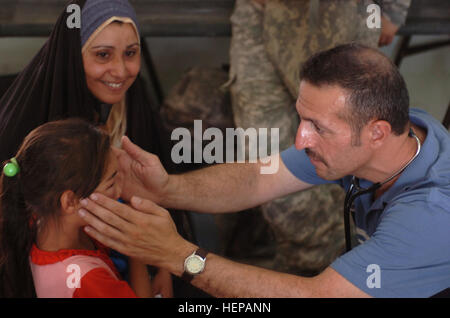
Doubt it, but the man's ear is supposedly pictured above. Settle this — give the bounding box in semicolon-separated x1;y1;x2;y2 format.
60;190;80;215
368;120;392;148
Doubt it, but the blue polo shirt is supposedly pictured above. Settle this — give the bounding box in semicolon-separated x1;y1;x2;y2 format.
280;108;450;297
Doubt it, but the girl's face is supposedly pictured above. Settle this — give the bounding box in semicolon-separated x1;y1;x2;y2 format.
94;149;123;201
82;22;141;105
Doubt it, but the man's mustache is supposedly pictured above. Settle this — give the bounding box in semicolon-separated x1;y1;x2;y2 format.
305;148;327;167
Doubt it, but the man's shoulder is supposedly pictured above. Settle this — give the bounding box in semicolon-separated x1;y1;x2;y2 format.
383;188;450;244
410;108;448;137
409;108;450;182
387;181;450;214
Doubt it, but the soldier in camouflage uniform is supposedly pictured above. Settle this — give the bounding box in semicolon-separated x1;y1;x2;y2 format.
378;0;412;26
227;0;410;276
376;0;412;46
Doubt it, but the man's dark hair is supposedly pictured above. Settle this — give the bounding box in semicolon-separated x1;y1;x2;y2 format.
300;43;410;145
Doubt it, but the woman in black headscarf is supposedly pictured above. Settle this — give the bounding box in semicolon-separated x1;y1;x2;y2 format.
0;0;199;297
0;0;159;159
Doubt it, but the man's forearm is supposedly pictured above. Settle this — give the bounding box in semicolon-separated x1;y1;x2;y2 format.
161;162;261;213
163;240;315;298
158;240;369;298
191;254;315;298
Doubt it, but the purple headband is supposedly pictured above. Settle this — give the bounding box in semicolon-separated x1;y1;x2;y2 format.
81;0;140;47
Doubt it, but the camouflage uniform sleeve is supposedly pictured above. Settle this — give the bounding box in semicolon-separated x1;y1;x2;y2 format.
376;0;412;26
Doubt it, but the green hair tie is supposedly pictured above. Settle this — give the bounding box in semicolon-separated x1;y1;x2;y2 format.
3;157;20;177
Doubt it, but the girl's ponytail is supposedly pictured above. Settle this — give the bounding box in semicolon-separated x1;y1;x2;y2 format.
0;164;37;297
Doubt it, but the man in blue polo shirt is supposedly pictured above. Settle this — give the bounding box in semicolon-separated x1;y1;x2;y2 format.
282;106;449;297
77;43;450;298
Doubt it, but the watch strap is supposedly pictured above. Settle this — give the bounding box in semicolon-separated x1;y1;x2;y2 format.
195;247;208;259
181;248;208;283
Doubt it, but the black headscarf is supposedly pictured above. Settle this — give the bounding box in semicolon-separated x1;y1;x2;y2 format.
1;0;90;160
0;0;164;162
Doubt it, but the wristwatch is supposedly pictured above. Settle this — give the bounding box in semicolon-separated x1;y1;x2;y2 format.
181;248;208;283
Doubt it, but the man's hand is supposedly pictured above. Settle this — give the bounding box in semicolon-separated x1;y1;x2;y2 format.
379;15;399;47
78;193;196;272
114;136;170;204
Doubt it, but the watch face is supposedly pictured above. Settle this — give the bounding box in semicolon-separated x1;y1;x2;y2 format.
186;255;205;274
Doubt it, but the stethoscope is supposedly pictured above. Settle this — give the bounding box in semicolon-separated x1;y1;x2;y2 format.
343;129;421;252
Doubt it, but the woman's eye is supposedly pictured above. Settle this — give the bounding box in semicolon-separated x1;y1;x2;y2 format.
96;52;109;59
125;50;137;57
106;182;115;190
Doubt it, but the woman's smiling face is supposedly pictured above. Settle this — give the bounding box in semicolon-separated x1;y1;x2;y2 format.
82;22;141;105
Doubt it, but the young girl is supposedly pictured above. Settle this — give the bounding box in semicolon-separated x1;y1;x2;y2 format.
0;118;155;298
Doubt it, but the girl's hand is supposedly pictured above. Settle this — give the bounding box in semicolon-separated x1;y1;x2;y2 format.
152;268;173;298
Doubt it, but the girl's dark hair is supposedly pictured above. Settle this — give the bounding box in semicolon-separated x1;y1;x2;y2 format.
0;118;111;297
